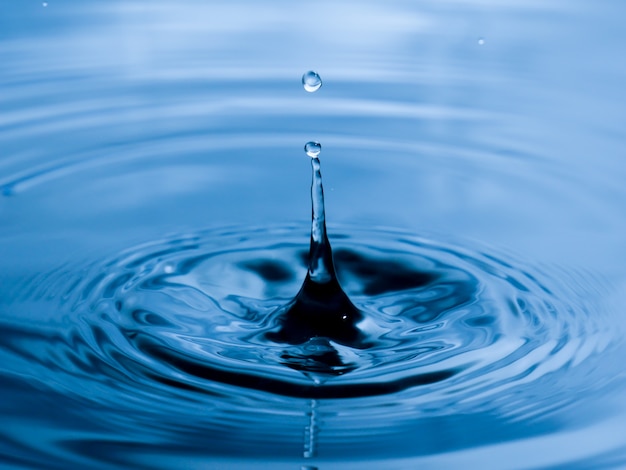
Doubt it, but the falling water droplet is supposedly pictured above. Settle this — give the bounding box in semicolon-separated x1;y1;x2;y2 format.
302;71;322;93
478;37;485;45
42;2;48;6
304;141;322;159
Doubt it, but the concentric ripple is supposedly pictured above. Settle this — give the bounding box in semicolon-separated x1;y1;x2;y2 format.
8;224;603;402
0;223;620;463
2;2;626;466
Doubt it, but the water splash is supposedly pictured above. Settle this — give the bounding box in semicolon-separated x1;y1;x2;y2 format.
265;146;365;355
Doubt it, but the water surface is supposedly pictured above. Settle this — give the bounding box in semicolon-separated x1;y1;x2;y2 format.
1;1;626;468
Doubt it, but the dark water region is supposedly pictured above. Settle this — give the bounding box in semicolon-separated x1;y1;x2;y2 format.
2;0;626;469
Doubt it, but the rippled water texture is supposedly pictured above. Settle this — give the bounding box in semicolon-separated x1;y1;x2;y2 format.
2;1;626;469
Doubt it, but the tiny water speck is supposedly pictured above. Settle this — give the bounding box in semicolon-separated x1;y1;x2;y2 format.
305;141;321;158
42;2;48;6
478;37;485;45
302;71;322;92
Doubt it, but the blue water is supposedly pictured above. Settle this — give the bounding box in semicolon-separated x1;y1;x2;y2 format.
2;1;626;469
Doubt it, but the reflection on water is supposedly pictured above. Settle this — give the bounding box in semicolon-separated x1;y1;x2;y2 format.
1;0;626;468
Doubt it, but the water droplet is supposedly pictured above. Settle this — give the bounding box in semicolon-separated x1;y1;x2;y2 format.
42;2;48;6
304;142;321;159
302;71;322;93
478;37;485;45
163;264;175;274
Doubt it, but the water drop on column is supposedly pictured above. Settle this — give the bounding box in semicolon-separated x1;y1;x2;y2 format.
302;71;322;93
265;145;365;352
305;141;321;159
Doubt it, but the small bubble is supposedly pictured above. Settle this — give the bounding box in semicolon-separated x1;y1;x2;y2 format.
163;264;175;274
304;142;321;159
478;37;485;45
42;2;48;6
302;71;322;93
